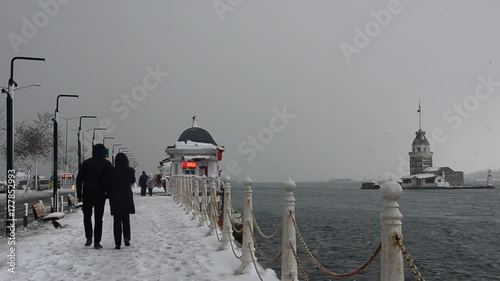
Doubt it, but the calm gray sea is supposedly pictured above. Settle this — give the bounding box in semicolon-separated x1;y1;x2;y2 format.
230;181;500;281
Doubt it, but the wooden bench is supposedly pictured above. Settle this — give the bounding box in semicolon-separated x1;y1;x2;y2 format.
32;202;65;228
67;194;82;212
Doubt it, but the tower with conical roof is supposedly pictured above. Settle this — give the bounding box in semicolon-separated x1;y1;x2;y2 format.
409;102;433;174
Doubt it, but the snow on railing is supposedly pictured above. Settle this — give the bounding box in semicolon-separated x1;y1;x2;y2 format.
170;175;411;280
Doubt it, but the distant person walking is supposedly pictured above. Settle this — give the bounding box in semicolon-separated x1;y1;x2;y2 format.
147;173;155;196
76;144;112;249
138;171;148;196
106;153;136;249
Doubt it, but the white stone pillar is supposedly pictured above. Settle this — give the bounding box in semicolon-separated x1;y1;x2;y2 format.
281;178;298;281
218;175;234;250
199;175;207;227
186;176;193;214
236;176;262;274
192;176;200;220
206;175;217;236
380;181;404;281
60;195;64;213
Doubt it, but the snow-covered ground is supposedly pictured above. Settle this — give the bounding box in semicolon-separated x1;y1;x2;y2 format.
0;188;279;281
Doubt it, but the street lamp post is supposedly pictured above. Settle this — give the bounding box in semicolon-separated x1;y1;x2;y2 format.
53;94;79;212
81;128;94;162
59;116;79;189
112;144;122;166
78;116;97;168
2;56;45;236
103;137;114;146
92;128;107;146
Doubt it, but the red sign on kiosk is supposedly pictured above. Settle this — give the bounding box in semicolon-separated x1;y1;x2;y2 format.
182;161;197;169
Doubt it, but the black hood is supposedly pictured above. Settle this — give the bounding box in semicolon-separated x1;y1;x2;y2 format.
92;144;107;159
114;153;129;168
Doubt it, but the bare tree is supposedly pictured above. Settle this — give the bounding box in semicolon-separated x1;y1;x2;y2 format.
1;112;54;191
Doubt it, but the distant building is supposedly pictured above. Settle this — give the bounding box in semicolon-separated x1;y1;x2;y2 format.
400;103;464;188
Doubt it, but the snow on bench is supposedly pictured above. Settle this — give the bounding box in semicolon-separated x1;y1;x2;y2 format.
32;202;64;228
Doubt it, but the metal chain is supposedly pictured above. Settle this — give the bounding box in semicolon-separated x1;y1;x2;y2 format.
248;221;283;263
289;240;310;281
225;209;244;233
249;202;283;240
226;224;242;259
248;242;265;281
393;232;426;281
290;211;381;279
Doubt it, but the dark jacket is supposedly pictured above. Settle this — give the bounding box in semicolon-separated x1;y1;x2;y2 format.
76;144;112;199
107;154;136;215
138;173;148;187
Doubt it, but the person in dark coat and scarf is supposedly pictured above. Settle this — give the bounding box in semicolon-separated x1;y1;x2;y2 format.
107;153;136;249
76;144;112;249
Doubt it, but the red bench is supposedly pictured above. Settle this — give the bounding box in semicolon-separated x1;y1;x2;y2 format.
32;202;64;228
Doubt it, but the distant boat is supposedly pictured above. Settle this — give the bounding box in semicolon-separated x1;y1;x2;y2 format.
361;181;380;189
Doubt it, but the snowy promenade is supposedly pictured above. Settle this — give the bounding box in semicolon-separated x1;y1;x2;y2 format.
0;189;279;281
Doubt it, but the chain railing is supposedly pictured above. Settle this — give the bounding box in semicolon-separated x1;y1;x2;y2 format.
290;211;381;279
249;203;283;240
393;232;426;281
171;175;418;281
248;221;283;263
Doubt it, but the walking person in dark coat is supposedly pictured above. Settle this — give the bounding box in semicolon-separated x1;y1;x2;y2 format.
106;153;136;249
76;144;112;249
138;171;148;196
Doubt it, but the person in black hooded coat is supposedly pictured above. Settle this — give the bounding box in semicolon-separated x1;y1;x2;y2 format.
107;152;136;249
76;144;112;249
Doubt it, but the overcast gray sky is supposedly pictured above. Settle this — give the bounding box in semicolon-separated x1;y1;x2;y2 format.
1;0;500;182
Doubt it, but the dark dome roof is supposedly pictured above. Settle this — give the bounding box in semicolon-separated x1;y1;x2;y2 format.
412;129;429;146
178;127;218;145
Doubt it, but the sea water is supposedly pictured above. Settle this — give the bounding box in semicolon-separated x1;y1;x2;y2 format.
230;181;500;281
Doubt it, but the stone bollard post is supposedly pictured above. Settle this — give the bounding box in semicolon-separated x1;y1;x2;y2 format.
60;195;64;213
281;178;298;281
186;176;192;214
236;176;262;274
173;176;178;202
23;203;28;229
49;198;53;211
192;176;200;220
206;175;217;236
199;175;207;227
218;175;234;250
180;176;185;208
380;181;404;281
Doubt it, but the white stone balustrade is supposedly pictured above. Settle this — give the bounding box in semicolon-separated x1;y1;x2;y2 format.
218;175;234;250
206;174;217;236
236;176;261;274
281;178;298;281
380;181;404;281
199;175;208;227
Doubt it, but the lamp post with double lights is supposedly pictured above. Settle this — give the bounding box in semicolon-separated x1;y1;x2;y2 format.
2;56;45;236
92;128;106;146
53;94;79;212
78;116;97;167
112;144;122;166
